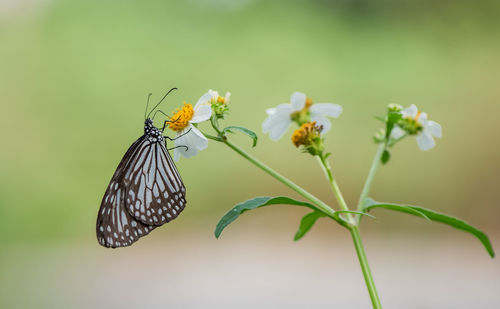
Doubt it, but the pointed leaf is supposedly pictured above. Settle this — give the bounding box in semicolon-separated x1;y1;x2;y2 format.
335;210;376;219
294;211;326;241
223;126;258;147
381;149;390;164
363;198;495;258
215;196;319;238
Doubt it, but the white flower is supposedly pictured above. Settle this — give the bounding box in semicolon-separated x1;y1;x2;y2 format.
262;92;342;141
169;91;215;161
391;104;442;151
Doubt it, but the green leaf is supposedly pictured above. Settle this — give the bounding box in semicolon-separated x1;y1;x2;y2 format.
381;149;390;164
294;211;326;241
215;196;318;238
223;126;258;147
363;198;495;258
335;210;376;219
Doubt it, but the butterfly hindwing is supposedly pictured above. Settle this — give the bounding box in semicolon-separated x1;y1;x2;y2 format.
96;137;157;248
96;180;156;248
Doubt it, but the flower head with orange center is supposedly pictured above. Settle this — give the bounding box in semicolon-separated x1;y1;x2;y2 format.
391;104;442;151
168;91;216;161
169;103;194;132
291;121;325;156
262;91;342;141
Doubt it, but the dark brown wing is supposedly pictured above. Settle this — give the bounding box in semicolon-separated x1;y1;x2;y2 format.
125;140;186;226
96;136;156;248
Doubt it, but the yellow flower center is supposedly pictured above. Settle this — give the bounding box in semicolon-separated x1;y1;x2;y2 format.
415;111;422;121
405;111;422;122
291;98;313;125
292;121;317;147
305;98;313;109
168;103;194;132
215;96;226;104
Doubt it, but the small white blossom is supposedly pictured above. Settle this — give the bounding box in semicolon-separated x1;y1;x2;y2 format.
391;104;442;151
262;92;342;141
170;91;216;161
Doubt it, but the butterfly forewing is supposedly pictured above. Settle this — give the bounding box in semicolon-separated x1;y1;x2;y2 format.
126;140;186;226
96;118;187;248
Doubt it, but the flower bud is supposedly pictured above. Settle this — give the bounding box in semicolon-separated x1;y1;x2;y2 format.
373;128;386;144
387;103;403;113
210;90;231;119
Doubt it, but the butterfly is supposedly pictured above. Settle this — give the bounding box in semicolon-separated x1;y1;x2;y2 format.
96;88;187;248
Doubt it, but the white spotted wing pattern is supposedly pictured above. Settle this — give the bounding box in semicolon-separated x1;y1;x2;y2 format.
96;119;186;248
126;142;186;225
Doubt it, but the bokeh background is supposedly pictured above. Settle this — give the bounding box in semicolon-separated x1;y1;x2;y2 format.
1;0;499;308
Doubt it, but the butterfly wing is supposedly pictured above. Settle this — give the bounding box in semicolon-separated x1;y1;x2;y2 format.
96;136;156;248
125;140;186;226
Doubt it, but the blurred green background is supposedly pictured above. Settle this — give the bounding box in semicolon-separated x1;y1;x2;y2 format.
1;0;499;308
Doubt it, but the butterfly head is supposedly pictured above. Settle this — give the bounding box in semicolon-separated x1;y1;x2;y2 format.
144;118;163;142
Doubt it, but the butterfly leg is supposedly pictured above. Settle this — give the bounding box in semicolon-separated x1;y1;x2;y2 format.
161;116;182;132
164;128;192;141
168;145;188;151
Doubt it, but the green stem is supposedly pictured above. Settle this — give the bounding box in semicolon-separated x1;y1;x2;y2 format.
317;154;354;224
317;153;382;307
206;118;380;306
219;138;337;219
350;226;382;309
356;143;385;214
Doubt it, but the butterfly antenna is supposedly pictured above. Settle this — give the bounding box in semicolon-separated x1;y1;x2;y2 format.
147;87;177;119
144;93;153;120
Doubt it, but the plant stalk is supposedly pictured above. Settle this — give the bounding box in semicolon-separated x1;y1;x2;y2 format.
350;226;382;309
317;154;354;224
207;119;382;306
220;138;337;219
356;143;385;215
317;153;382;308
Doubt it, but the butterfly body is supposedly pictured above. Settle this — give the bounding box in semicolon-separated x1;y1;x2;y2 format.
96;118;186;248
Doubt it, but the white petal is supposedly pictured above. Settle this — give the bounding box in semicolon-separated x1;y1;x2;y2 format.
416;132;436;151
266;107;277;116
262;104;293;132
419;112;428;123
290;92;306;111
174;147;181;162
425;120;442;138
208;89;219;98
174;125;208;160
224;92;231;103
190;92;214;123
311;115;331;134
402;104;418;118
194;92;214;108
173;129;193;161
310;103;343;118
390;126;405;140
191;103;212;123
189;126;209;150
267;119;291;141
